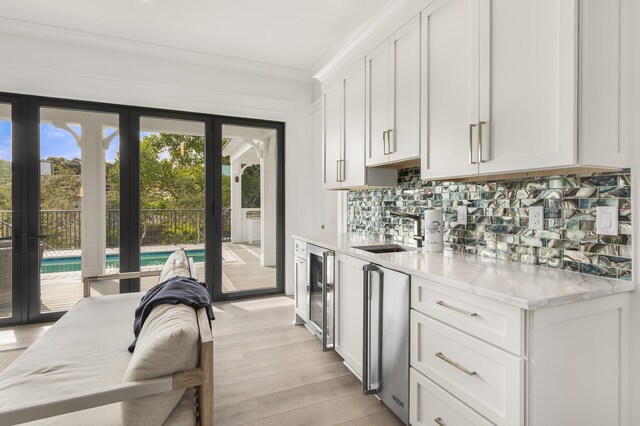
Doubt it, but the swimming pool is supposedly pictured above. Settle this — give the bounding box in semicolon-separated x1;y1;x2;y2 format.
40;249;206;274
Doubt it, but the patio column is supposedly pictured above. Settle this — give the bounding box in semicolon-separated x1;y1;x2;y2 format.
56;121;115;278
261;135;276;267
230;160;243;243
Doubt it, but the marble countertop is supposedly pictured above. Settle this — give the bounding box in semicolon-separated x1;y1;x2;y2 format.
293;233;636;310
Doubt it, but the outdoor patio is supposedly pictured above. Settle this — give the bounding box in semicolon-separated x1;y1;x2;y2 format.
36;242;276;314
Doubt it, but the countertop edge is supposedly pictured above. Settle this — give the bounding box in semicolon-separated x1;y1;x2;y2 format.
293;234;636;310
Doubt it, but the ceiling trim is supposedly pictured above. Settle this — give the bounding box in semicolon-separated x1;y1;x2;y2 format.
0;17;313;83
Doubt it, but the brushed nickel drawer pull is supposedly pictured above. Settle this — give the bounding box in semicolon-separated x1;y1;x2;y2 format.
478;121;487;163
436;300;478;317
435;352;477;376
434;417;447;426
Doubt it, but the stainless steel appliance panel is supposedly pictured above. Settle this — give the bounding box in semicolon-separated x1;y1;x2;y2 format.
363;264;409;424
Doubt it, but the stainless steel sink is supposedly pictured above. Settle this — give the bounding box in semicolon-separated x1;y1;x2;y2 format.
351;244;408;254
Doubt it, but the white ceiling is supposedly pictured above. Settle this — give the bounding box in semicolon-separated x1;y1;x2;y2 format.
0;0;396;75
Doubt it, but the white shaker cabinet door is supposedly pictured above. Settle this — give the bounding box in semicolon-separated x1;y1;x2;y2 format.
323;80;343;189
335;253;367;379
342;60;366;187
478;0;578;174
365;40;391;167
294;257;308;323
421;0;480;180
389;15;421;164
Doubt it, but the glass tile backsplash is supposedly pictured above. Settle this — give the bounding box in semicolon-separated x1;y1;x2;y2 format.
347;168;632;280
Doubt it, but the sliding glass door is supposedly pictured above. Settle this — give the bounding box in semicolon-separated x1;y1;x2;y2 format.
0;96;23;325
212;117;284;300
136;115;208;292
27;101;126;322
0;92;285;325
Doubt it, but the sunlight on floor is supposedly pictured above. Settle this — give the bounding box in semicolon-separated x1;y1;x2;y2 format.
230;296;293;311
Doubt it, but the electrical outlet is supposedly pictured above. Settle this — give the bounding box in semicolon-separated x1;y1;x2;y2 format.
457;206;467;225
528;206;544;230
596;206;619;235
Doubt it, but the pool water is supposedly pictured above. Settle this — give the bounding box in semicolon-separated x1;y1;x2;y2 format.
40;249;206;274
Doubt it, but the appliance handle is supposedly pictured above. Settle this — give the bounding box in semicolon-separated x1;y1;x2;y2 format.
322;250;335;351
362;264;382;395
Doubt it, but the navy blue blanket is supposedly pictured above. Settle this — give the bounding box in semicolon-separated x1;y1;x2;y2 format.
128;277;214;352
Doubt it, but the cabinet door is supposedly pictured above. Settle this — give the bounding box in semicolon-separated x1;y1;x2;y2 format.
420;0;480;180
323;80;343;189
478;0;578;174
335;253;367;379
365;40;390;167
342;60;366;187
389;15;421;163
294;257;308;322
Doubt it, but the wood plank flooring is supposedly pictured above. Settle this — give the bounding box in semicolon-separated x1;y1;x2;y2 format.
212;296;403;426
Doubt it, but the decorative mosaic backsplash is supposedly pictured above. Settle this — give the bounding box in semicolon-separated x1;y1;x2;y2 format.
347;168;632;280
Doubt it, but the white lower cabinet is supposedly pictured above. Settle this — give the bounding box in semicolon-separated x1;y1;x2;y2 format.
410;369;494;426
410;276;630;426
334;253;367;378
293;240;308;324
411;311;521;425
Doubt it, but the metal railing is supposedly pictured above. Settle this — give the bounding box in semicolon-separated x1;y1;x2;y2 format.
0;208;232;250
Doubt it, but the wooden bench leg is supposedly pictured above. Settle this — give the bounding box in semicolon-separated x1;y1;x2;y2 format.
197;341;214;425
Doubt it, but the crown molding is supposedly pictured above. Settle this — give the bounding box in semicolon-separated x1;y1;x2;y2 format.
0;17;314;84
311;0;432;85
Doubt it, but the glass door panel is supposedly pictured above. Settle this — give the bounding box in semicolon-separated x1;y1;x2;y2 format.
0;102;13;320
138;117;205;292
218;124;278;297
38;107;120;314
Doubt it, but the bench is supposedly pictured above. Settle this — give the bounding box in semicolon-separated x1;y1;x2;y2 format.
0;256;213;425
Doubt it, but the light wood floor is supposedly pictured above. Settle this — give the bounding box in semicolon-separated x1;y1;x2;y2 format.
212;296;403;426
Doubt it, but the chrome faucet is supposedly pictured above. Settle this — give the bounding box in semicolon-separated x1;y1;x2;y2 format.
389;211;424;248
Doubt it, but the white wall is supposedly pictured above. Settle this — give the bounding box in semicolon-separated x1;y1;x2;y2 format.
0;32;316;296
625;0;640;422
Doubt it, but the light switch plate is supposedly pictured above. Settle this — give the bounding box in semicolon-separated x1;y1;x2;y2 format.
528;206;544;230
596;206;618;235
457;206;467;225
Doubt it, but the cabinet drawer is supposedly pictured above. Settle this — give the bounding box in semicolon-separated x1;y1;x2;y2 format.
294;239;307;258
411;276;523;355
410;368;494;426
411;310;522;426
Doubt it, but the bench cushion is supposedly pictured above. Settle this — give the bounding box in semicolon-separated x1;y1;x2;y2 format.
121;303;199;425
158;249;192;283
0;293;142;425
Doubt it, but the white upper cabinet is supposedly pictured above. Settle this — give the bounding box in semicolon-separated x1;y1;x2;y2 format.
323;79;343;189
366;15;421;167
477;0;578;174
420;0;480;179
421;0;627;180
341;61;366;187
365;41;391;166
323;60;397;190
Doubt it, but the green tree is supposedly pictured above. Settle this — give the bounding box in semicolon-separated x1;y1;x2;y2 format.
0;159;10;210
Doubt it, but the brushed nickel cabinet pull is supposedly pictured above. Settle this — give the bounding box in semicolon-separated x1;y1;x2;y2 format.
435;352;477;376
383;130;389;155
336;160;340;183
478;121;486;163
436;300;478;317
387;129;394;154
340;159;346;182
469;123;477;164
434;417;447;426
